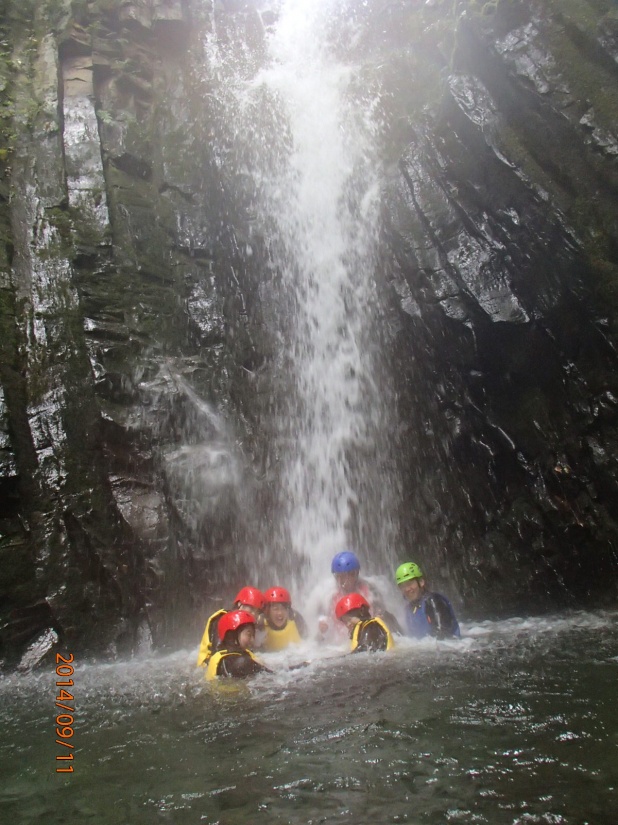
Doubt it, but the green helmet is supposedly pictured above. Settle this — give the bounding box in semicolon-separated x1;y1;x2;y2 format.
396;562;424;584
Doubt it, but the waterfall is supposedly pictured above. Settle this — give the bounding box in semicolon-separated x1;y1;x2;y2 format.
205;0;400;597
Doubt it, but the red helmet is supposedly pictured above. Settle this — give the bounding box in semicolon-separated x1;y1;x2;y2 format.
233;586;265;610
217;610;256;641
263;586;291;605
335;593;370;620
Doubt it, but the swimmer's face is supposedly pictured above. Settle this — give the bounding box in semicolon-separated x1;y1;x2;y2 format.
334;570;359;593
266;602;290;629
398;577;425;604
237;625;255;650
340;613;361;632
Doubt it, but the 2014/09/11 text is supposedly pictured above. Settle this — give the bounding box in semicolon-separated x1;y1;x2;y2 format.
55;653;75;773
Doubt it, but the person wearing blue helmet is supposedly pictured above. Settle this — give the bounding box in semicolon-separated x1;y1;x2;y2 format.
318;551;401;641
318;551;369;641
331;550;363;593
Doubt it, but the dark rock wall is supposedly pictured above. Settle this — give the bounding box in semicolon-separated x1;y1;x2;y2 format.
379;0;618;613
0;0;266;665
0;0;616;665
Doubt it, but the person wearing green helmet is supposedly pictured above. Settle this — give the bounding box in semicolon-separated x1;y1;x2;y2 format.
396;562;460;640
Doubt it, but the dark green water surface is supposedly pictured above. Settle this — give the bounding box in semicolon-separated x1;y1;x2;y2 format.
1;612;616;824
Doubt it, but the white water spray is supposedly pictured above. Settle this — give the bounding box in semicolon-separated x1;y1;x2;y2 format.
205;0;399;597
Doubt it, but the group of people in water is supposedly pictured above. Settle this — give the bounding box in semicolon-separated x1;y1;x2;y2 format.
197;551;460;680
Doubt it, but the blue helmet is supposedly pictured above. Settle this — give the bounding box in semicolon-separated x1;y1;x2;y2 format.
331;551;360;574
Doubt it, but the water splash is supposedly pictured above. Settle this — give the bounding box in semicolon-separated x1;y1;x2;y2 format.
138;361;241;534
205;0;400;595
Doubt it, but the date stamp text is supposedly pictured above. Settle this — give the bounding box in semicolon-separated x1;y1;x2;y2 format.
55;653;75;773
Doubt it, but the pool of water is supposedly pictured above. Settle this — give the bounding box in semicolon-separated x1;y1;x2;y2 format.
1;611;616;824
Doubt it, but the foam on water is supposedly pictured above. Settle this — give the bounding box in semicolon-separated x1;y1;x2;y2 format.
2;610;615;710
2;611;616;824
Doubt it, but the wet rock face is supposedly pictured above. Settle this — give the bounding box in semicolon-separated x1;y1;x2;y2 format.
0;0;266;666
383;0;618;613
0;0;616;665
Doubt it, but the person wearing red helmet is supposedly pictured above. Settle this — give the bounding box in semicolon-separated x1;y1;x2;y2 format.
335;593;395;653
317;551;373;641
197;586;265;667
318;551;402;642
261;586;307;652
205;610;271;680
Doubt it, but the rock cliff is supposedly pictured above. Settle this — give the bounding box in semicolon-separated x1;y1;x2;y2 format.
0;0;616;666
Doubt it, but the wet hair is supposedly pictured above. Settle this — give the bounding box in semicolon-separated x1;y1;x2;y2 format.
345;606;371;621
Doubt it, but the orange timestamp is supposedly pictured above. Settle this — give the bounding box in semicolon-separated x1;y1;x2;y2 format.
54;653;75;773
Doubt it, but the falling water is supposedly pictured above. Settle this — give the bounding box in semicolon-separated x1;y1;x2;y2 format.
205;0;400;594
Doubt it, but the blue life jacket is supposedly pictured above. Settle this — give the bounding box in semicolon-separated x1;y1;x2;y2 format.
405;593;460;639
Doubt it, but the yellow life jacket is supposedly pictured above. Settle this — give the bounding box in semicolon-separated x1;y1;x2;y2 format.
205;648;259;681
196;609;227;667
350;617;394;652
262;619;303;652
